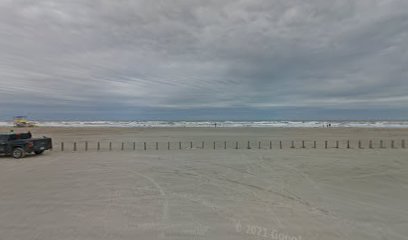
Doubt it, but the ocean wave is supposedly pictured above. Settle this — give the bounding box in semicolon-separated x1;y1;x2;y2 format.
1;121;408;128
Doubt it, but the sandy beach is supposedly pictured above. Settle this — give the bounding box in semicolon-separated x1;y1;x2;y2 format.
0;127;407;240
1;126;408;150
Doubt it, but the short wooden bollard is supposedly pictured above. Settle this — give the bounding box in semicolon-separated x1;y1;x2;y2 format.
236;141;239;149
402;140;406;149
302;140;305;149
179;142;182;150
85;141;88;151
156;142;159;150
270;141;272;149
213;141;216;150
190;142;193;149
336;141;339;149
325;141;328;149
313;141;316;149
144;142;147;151
358;140;362;149
391;140;395;149
73;142;77;151
109;142;112;151
258;141;261;149
133;142;136;151
168;142;170;150
121;142;124;151
97;142;100;151
369;140;373;149
380;140;384;148
291;141;295;149
247;141;251;149
347;140;350;149
202;141;204;149
280;141;282;149
224;141;227;149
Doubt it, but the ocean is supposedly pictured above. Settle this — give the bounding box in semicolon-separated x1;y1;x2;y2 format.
1;120;408;128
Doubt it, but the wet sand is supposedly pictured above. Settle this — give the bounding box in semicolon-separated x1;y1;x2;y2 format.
1;127;407;150
0;127;407;239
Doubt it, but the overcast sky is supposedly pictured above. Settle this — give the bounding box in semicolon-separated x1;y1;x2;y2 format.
1;0;408;120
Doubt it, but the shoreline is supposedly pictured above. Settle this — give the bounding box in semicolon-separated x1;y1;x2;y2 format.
0;125;408;130
2;120;408;129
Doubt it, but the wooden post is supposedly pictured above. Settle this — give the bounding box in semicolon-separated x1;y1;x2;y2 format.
358;140;362;149
109;142;112;151
97;142;100;151
224;141;227;149
336;141;339;149
61;142;64;152
291;141;295;149
325;141;328;149
347;140;350;149
85;141;88;151
190;141;193;149
313;141;316;149
280;141;282;149
73;142;77;151
156;142;159;150
247;141;251;149
144;142;147;151
380;140;384;149
258;141;261;149
168;142;170;150
133;142;136;151
391;140;395;149
369;140;373;149
179;141;182;150
236;141;239;149
213;141;216;150
402;140;406;149
270;141;272;149
121;142;124;151
202;141;204;149
302;140;305;149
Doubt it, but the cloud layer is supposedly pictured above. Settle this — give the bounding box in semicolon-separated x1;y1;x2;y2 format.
1;0;408;119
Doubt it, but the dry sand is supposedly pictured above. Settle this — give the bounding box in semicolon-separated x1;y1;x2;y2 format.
0;127;407;240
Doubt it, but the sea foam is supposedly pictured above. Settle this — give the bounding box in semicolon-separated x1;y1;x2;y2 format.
1;121;408;128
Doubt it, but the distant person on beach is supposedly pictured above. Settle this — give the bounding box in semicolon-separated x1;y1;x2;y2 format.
214;123;217;128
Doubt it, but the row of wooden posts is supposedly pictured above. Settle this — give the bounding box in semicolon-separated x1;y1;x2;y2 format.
58;139;407;151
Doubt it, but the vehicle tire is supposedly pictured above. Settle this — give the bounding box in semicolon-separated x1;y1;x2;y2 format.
12;147;26;159
34;150;44;155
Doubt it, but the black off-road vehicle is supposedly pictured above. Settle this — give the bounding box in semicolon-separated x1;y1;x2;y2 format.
0;132;52;158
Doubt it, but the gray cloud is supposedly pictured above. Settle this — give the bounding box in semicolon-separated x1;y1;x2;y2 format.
1;0;408;119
